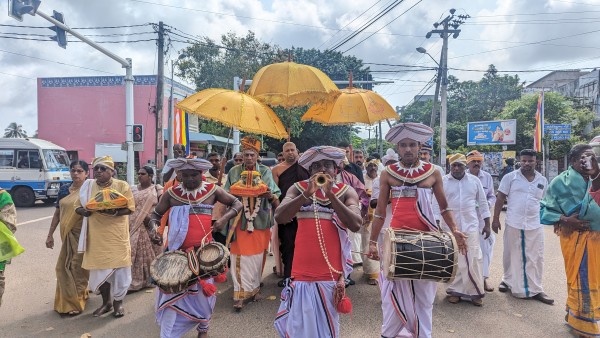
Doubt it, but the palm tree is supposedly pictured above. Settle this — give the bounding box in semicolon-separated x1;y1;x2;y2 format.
4;122;27;138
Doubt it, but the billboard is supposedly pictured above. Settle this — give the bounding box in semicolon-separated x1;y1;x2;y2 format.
467;119;517;146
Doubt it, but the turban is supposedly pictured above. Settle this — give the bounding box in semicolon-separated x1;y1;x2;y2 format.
241;136;260;153
420;142;433;153
466;150;484;163
448;153;467;166
298;146;346;170
92;156;115;170
167;158;212;172
381;148;399;164
367;159;380;167
385;122;433;144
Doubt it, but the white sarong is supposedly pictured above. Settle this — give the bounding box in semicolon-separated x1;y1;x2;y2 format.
446;230;484;300
231;252;265;301
349;230;362;265
88;267;132;301
502;225;545;298
274;281;339;338
479;228;495;279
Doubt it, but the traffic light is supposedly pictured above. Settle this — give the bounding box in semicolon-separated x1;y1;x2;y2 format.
8;0;40;21
133;124;143;143
49;10;67;49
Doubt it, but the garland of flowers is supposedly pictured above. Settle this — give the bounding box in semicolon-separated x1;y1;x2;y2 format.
242;197;262;232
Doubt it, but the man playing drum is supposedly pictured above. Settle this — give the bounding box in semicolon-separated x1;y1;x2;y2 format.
368;122;468;338
150;158;242;338
273;146;362;338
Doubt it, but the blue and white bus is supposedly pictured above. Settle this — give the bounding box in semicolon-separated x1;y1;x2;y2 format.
0;138;72;207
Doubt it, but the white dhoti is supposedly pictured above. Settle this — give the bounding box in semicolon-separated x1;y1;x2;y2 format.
349;230;362;265
231;252;265;301
271;223;283;276
274;281;340;338
155;280;216;338
446;231;485;300
379;275;437;338
479;228;495;279
360;224;379;280
502;225;545;298
88;267;132;301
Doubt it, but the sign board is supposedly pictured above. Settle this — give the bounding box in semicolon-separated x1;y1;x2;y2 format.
544;124;571;141
467;120;517;146
95;143;127;162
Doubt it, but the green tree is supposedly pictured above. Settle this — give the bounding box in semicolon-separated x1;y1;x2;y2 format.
3;122;27;138
499;92;594;158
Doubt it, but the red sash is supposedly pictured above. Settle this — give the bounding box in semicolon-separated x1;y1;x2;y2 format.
385;161;435;184
181;212;213;251
292;217;343;281
390;196;430;231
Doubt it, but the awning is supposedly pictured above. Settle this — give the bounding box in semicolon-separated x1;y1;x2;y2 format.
163;129;233;147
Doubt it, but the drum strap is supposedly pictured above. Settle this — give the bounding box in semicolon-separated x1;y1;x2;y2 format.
187;248;201;276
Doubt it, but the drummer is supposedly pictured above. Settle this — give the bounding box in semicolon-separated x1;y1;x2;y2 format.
273;146;362;338
367;122;468;338
149;158;242;338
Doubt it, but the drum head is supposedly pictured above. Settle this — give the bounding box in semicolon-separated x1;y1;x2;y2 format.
150;251;194;293
198;242;230;274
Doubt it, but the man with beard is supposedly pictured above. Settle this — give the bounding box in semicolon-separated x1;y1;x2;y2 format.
337;141;365;184
271;142;309;287
225;136;281;310
466;150;497;292
368;123;467;338
442;154;490;306
150;158;242;338
354;149;365;171
273;146;361;338
492;149;553;305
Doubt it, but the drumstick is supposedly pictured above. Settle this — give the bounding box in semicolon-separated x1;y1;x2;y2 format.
225;212;243;247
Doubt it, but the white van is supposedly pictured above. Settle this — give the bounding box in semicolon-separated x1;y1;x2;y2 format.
0;138;72;207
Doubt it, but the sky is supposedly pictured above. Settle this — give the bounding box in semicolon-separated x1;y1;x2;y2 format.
1;0;600;139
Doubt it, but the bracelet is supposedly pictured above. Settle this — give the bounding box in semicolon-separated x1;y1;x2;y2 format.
112;209;119;217
440;208;451;215
373;213;384;220
369;240;378;245
231;206;241;215
152;208;164;218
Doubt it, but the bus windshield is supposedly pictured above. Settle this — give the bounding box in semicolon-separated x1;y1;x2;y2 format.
43;149;70;170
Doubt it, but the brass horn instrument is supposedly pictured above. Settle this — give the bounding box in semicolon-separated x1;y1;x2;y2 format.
315;173;328;187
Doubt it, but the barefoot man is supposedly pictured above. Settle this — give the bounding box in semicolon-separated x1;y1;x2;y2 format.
368;123;468;338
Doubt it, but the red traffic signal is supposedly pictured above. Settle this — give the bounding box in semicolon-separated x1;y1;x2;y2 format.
133;124;143;143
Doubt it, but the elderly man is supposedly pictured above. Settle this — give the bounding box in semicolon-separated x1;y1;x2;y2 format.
75;156;134;318
466;150;497;292
224;136;281;311
443;154;491;306
368;123;467;338
150;158;242;338
0;188;18;308
274;146;362;338
492;149;553;305
271;142;309;287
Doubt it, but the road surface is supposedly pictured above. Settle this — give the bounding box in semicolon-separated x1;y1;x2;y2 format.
0;204;572;337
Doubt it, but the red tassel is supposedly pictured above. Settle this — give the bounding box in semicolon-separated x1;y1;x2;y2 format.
200;280;217;297
336;295;352;314
213;273;227;283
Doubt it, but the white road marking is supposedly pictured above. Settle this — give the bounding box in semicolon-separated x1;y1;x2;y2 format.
17;215;53;226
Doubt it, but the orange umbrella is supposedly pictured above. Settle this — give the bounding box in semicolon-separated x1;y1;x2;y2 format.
248;61;340;108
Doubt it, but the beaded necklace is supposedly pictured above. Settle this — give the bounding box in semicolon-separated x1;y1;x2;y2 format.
312;195;342;278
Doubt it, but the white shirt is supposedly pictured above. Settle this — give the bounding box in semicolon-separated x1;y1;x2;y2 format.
442;173;491;233
371;177;380;202
470;169;496;208
431;164;445;221
498;169;547;230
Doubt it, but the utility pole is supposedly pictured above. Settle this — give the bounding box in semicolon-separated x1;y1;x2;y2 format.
155;21;165;169
424;9;469;168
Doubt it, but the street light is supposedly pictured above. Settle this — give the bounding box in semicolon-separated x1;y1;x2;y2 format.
167;52;188;159
416;47;440;66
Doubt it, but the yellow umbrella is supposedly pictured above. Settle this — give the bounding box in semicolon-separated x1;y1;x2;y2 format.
248;61;340;108
301;86;399;125
176;88;288;139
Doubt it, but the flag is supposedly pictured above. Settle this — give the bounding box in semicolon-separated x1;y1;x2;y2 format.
533;92;544;152
172;99;190;155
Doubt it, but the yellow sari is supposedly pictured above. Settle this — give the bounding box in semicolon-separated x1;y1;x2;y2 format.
54;187;89;314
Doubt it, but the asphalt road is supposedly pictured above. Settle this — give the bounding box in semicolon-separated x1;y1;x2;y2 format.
0;204;572;338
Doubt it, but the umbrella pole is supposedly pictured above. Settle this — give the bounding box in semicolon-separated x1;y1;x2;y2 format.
217;126;234;186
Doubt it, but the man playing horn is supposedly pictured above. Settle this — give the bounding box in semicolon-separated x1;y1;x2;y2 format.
368;123;467;338
274;146;362;338
150;158;242;338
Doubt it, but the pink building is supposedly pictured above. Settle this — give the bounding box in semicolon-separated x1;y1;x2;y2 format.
37;75;196;169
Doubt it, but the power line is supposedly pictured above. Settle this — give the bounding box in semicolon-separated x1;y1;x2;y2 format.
0;48;119;74
0;23;152;29
0;35;156;43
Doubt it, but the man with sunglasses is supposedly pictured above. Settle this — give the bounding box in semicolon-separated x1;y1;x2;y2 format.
274;146;361;338
74;156;135;318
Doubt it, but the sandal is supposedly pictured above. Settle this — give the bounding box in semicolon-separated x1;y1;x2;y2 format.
367;278;378;286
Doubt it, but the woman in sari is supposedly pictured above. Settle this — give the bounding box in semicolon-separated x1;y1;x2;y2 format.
46;160;90;315
128;166;163;291
541;144;600;337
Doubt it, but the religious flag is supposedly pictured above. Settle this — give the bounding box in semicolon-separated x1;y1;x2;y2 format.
173;99;190;155
533;92;544;152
